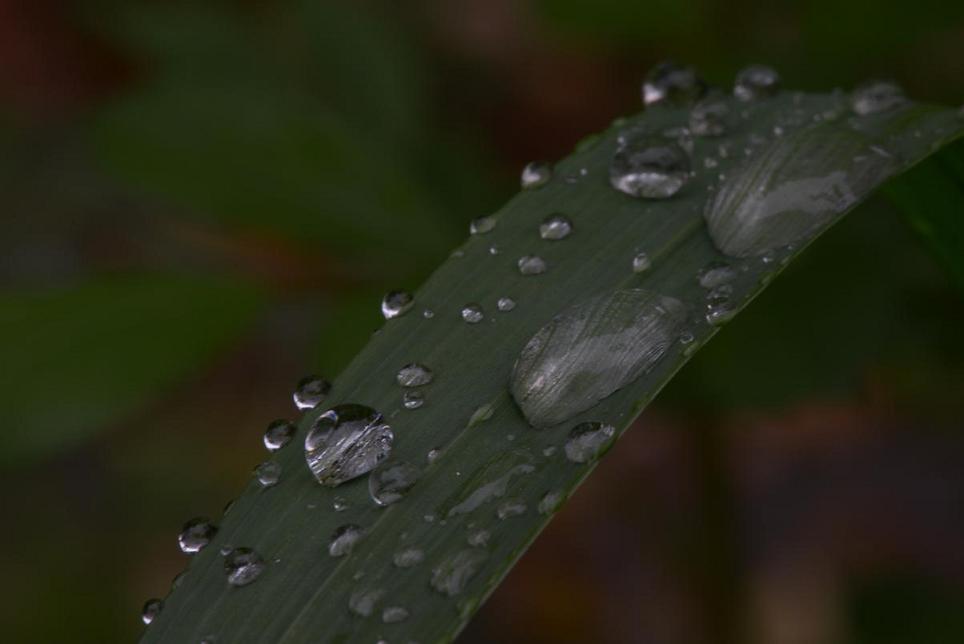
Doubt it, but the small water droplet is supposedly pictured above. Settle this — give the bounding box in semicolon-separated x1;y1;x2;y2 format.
680;330;695;345
381;291;414;320
489;244;500;255
422;309;435;319
333;496;350;512
141;598;163;625
254;461;281;488
430;549;488;596
734;65;781;101
539;214;573;241
632;252;651;273
329;524;365;557
497;297;516;312
396;363;433;387
393;547;424;568
426;448;442;464
369;461;420;506
610;133;690;199
402;390;424;410
349;587;385;618
467;529;491;547
178;518;218;555
469;216;496;235
382;606;410;623
468;403;495;427
461;303;484;323
263;419;296;452
305;405;393;486
543;446;557;457
538;490;565;515
521;161;552;189
705;302;737;326
496;498;528;519
447;463;535;517
564;422;616;463
850;80;907;116
293;375;331;411
642;61;706;106
690;96;730;137
224;547;265;586
517;255;547;275
171;571;187;589
697;261;737;288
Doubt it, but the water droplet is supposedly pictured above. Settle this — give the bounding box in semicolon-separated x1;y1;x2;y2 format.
850;80;908;116
543;446;557;457
263;419;296;452
517;255;547;275
369;461;420;506
610;134;690;199
469;216;496;235
466;528;491;547
539;214;573;241
564;422;616;463
447;463;535;517
178;518;218;555
521;161;552;189
382;606;410;623
680;330;695;345
396;363;433;387
497;297;517;312
422;308;435;319
632;252;651;273
426;448;442;464
496;498;528;519
430;549;488;596
333;496;350;512
329;524;365;557
538;490;565;515
642;61;706;106
349;587;385;618
689;96;730;137
734;65;781;101
305;404;393;486
697;262;737;289
467;403;495;428
393;547;424;568
705;302;737;326
254;461;281;488
510;289;687;428
293;376;331;411
381;291;414;320
141;598;162;625
224;547;265;586
461;303;484;323
402;390;424;410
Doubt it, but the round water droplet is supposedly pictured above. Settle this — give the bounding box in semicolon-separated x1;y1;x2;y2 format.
422;308;435;319
538;490;565;515
402;390;424;410
564;422;616;463
426;447;442;464
382;606;410;623
461;303;484;323
396;363;433;387
304;404;393;486
642;61;706;106
469;216;496;235
329;524;365;557
734;65;781;101
697;261;737;289
178;517;218;555
253;461;281;488
141;598;163;625
381;291;414;320
430;549;488;596
539;214;573;241
263;419;296;452
517;255;547;275
393;547;424;568
369;461;420;506
293;375;331;411
224;547;265;587
488;244;500;255
467;528;491;547
850;80;907;116
689;96;730;137
496;498;528;519
610;134;690;199
333;496;349;512
521;161;552;189
497;297;516;312
632;252;651;273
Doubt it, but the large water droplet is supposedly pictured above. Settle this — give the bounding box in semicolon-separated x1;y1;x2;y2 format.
469;216;496;235
329;524;365;557
293;376;331;411
734;65;781;101
369;461;420;506
382;606;410;623
224;548;265;586
178;518;218;555
539;214;573;241
850;80;908;116
610;134;690;199
430;549;488;596
381;291;414;320
510;288;687;428
263;419;296;452
349;587;385;618
396;363;433;387
461;303;484;323
521;161;552;189
517;255;547;275
564;422;616;463
393;547;424;568
497;297;517;312
254;461;281;488
141;598;163;625
642;61;706;106
496;497;528;519
689;96;730;137
305;405;393;486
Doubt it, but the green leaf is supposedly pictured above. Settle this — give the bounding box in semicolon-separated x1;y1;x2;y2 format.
142;92;962;643
0;274;264;465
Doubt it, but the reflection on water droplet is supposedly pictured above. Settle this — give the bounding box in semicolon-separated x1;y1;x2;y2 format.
382;606;410;623
369;461;420;506
468;403;495;428
141;598;162;625
381;291;414;320
690;96;730;137
224;548;265;586
293;376;331;411
517;255;547;275
510;289;686;428
564;422;616;463
396;363;433;387
610;133;690;199
521;161;552;189
697;262;737;289
632;252;651;273
734;65;781;101
422;308;435;319
393;547;424;568
496;498;528;519
539;214;573;241
305;405;393;486
426;448;442;464
538;490;565;515
329;524;365;557
642;61;706;106
254;461;281;488
402;390;424;410
461;303;484;323
333;496;349;512
469;216;496;235
178;518;218;555
467;529;491;547
349;587;384;618
431;549;488;596
497;297;516;312
851;80;907;116
706;302;737;326
263;419;296;452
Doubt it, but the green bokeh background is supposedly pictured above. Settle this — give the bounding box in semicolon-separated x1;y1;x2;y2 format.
1;1;962;642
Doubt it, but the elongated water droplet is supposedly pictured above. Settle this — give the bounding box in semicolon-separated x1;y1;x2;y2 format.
431;549;488;596
369;461;420;506
697;262;737;288
293;376;331;411
497;296;516;312
178;518;218;555
396;363;433;387
141;598;162;625
851;79;908;116
496;497;527;519
734;65;781;101
564;422;616;463
224;547;265;586
706;301;737;326
402;390;424;410
539;214;573;241
517;255;547;275
467;528;491;547
690;96;730;137
538;490;565;515
263;419;296;452
305;405;393;486
382;606;410;623
469;216;496;235
393;547;424;568
642;61;706;106
329;524;365;557
632;252;651;273
467;403;495;428
521;161;551;189
348;587;384;618
254;461;281;488
381;291;414;320
447;463;534;517
510;289;687;428
610;134;690;199
455;303;483;324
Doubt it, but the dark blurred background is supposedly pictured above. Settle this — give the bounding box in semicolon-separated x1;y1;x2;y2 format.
1;1;963;642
